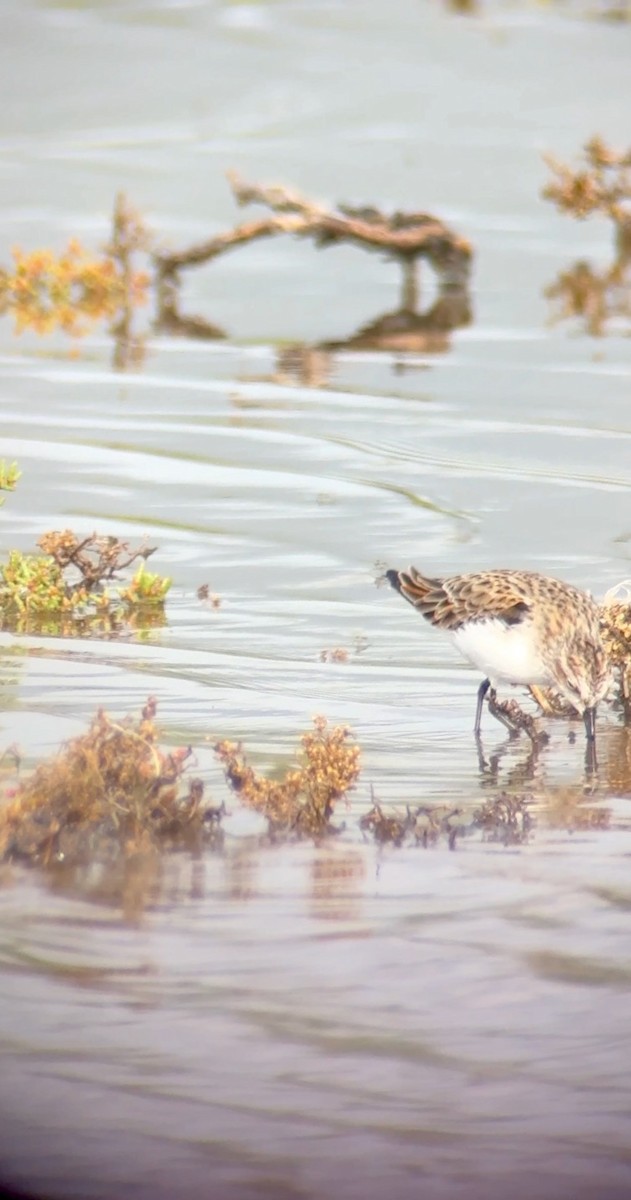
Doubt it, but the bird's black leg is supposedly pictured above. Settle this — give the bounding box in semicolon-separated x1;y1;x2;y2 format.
583;706;596;742
584;736;598;776
474;678;491;736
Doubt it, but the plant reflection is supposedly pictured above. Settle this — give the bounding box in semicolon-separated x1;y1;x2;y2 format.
545;255;631;337
543;136;631;335
309;850;365;922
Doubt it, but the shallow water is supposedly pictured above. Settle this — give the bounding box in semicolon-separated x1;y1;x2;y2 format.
1;2;631;1198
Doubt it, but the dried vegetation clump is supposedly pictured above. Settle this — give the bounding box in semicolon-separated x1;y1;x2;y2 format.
320;647;349;663
197;583;222;608
215;716;360;836
486;690;549;744
0;698;223;869
543;136;631;231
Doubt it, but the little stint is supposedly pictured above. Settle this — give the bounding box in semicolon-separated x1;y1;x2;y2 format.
386;566;611;743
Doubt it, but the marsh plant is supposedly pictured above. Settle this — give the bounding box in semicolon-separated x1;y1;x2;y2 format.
0;461;20;503
0;698;221;871
215;716;361;837
0;531;171;637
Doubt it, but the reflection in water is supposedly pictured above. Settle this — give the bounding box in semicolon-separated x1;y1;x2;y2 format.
541;783;610;832
43;841;365;923
275;343;332;388
601;724;631;794
225;843;260;902
476;732;541;788
46;841;211;921
474;726;628;832
267;287;473;388
324;290;473;356
48;846;164;924
545;255;631;337
154;275;472;385
154;272;226;343
110;309;147;372
477;723;604;788
543;136;631;336
154;286;472;383
0;605;168;640
309;849;365;922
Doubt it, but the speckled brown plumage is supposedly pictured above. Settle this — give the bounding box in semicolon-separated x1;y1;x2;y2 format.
386;566;612;742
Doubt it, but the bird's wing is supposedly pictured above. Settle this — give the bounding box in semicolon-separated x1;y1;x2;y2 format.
391;567;531;631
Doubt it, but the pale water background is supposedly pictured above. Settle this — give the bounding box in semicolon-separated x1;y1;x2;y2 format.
1;2;631;1198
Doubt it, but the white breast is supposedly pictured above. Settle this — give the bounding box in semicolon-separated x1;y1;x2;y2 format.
452;618;550;688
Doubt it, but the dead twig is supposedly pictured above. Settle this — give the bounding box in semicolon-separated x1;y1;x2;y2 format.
38;530;156;589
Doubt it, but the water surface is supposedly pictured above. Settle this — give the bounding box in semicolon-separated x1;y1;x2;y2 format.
1;2;631;1197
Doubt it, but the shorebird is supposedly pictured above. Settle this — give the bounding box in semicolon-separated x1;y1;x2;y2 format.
385;566;611;743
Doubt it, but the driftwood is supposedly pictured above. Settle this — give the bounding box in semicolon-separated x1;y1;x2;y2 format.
155;172;473;316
